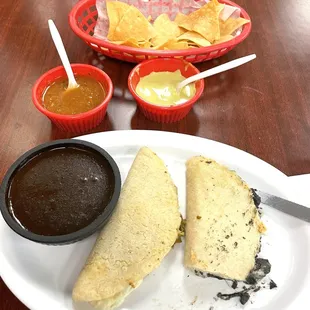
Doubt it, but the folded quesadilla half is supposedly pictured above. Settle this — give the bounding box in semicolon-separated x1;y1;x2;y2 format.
72;147;181;309
185;156;266;281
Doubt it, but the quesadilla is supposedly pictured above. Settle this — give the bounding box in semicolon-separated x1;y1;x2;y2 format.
72;147;181;309
185;156;266;281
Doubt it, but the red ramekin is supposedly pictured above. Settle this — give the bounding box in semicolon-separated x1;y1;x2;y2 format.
32;64;113;133
128;58;204;123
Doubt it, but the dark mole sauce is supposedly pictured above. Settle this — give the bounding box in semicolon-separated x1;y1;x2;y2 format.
7;147;115;236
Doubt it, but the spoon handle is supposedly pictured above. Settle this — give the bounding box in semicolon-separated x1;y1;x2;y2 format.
48;20;78;89
178;54;257;90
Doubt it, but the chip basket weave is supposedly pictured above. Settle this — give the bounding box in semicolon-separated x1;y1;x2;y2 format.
69;0;251;63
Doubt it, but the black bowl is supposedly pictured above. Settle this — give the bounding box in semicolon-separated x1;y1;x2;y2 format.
0;139;121;245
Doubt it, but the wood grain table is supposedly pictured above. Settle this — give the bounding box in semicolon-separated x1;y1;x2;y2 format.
1;0;310;309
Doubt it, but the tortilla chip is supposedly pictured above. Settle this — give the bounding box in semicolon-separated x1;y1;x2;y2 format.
180;41;199;48
106;1;131;40
177;31;211;47
154;13;182;37
176;0;224;42
151;35;170;47
166;40;189;50
113;39;152;49
174;13;187;35
109;5;156;42
152;39;172;50
112;38;140;48
151;14;183;46
154;39;189;50
174;12;187;24
220;17;250;36
215;34;234;44
139;41;152;48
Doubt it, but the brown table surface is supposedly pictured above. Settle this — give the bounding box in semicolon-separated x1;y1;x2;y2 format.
1;0;310;309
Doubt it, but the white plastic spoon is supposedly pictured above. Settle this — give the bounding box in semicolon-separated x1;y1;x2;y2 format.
177;54;257;92
48;19;79;90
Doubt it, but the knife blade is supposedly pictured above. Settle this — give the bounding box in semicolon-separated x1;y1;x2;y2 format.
255;189;310;223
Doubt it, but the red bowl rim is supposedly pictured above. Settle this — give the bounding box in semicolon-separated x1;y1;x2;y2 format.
32;64;113;120
128;58;205;111
68;0;252;57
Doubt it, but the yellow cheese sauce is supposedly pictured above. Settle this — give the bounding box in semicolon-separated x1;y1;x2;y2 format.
136;70;196;106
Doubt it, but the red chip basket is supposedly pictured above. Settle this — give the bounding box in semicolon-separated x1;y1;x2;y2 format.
69;0;252;63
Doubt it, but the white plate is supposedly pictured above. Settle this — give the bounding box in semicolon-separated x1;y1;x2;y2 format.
1;130;310;310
